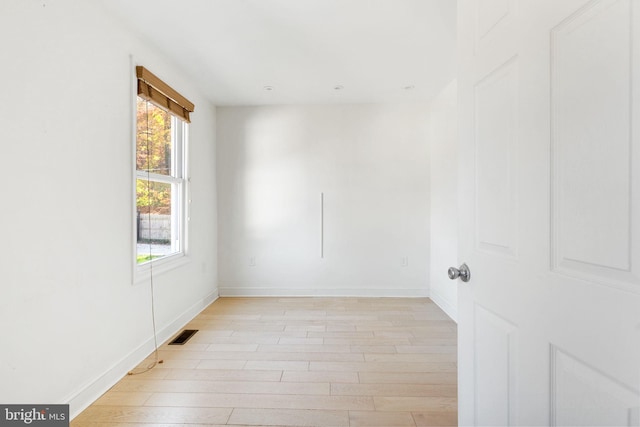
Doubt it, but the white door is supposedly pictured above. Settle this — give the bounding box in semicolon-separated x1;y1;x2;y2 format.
456;0;640;425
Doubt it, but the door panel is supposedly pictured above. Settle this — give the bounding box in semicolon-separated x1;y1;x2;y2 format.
457;0;640;425
552;346;640;426
551;0;639;289
475;57;519;257
474;304;517;425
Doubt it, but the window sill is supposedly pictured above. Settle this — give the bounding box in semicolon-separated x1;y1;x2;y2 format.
133;253;191;285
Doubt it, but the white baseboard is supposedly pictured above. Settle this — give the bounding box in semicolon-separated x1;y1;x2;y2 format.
218;287;428;298
67;289;218;419
429;289;457;322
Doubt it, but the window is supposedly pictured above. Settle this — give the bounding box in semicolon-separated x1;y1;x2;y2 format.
135;66;194;268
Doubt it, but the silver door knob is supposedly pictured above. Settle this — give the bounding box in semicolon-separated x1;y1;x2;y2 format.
448;263;471;282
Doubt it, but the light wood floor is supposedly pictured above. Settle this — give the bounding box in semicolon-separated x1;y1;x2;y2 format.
72;297;457;427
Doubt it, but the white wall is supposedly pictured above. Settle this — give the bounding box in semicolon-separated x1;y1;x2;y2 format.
217;104;430;296
428;80;458;320
0;0;217;417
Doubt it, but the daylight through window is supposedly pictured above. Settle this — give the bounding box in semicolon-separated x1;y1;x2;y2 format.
135;66;193;265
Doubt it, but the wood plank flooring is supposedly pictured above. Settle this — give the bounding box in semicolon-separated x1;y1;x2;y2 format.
72;297;457;427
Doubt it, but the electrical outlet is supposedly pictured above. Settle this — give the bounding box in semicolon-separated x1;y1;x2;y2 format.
249;256;256;267
401;256;409;267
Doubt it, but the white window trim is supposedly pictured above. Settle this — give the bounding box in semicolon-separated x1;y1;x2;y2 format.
131;85;190;285
134;252;190;285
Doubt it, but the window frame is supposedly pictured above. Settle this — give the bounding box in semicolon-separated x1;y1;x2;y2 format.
132;71;191;284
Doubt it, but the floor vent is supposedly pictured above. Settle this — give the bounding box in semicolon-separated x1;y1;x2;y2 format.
169;329;198;345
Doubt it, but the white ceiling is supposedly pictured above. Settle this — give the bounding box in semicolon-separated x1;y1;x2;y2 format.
100;0;457;106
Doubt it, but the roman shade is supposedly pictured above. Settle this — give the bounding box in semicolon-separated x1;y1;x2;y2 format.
136;66;195;122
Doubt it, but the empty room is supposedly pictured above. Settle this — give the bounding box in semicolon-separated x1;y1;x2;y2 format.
1;0;639;426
